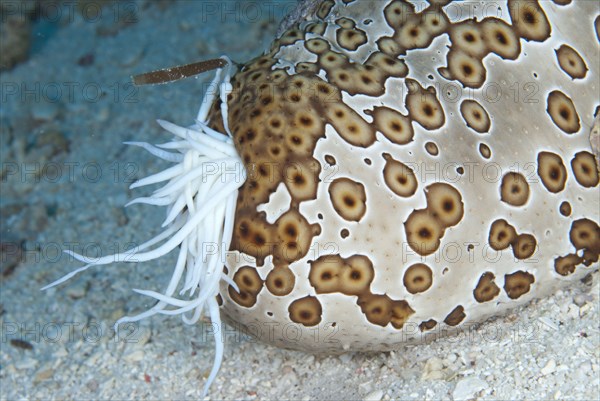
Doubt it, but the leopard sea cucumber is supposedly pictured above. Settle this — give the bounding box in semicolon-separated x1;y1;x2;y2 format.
213;0;599;351
46;0;600;394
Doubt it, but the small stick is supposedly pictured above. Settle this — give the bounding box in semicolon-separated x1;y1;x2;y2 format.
132;58;227;86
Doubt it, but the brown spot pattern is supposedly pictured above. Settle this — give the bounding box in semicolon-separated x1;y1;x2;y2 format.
474;272;501;303
504;271;535;299
288;296;322;326
488;219;537;259
309;254;374;296
460;100;491;133
328;178;367;222
489;219;517;251
559;201;572;217
403;263;433;294
266;267;296;296
500;172;530;207
554;254;583;276
479;143;492;159
382;153;418;198
555;44;588;79
547;91;581;134
357;294;414;329
228;266;264;307
512;234;537;260
405;183;464;256
508;0;551;42
537;151;567;193
419;319;437;332
569;219;600;256
444;305;466;326
425;142;439;156
405;79;445;130
369;106;414;145
571;151;599;188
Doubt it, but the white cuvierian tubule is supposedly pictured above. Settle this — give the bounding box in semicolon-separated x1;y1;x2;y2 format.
42;56;245;396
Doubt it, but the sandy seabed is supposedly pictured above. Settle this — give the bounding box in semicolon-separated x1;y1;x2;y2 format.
1;1;598;400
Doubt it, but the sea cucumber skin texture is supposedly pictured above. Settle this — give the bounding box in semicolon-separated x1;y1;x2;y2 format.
208;0;600;352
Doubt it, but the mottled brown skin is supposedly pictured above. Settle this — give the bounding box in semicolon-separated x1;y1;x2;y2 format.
207;0;600;350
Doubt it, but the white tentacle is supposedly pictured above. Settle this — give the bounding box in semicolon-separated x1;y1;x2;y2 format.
43;56;242;395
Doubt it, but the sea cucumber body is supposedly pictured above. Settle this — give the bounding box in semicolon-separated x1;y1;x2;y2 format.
208;0;600;352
